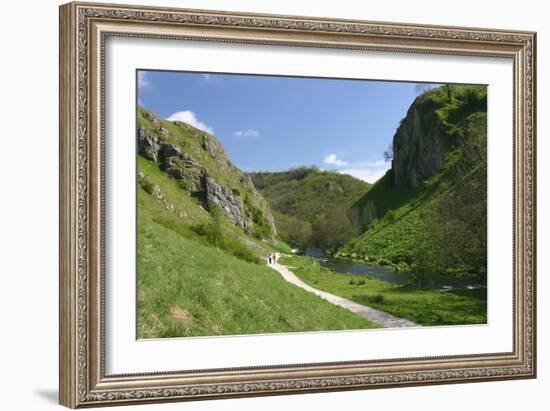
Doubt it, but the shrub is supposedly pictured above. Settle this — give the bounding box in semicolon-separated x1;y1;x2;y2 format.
223;237;261;264
348;277;366;286
192;221;223;247
368;294;385;304
209;203;223;221
191;220;260;264
139;176;156;195
252;218;272;240
378;258;390;266
177;179;195;192
384;209;397;223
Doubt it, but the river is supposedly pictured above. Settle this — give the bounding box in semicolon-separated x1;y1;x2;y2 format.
303;248;485;291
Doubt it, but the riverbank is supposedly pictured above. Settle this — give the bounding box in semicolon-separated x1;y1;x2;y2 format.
305;247;485;291
269;255;417;328
279;255;487;326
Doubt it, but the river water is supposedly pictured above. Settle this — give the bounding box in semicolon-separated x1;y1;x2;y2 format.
303;248;485;291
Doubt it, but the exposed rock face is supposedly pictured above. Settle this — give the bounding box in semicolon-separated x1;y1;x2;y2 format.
137;128;161;163
138;109;275;240
392;97;452;188
202;175;251;232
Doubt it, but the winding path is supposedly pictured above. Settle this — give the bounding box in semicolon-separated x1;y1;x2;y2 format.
269;256;419;328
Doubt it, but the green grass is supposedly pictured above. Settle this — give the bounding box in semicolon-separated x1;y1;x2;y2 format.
279;255;487;326
350;171;417;220
138;156;211;225
271;239;294;254
341;148;486;268
137;182;379;338
341;177;439;264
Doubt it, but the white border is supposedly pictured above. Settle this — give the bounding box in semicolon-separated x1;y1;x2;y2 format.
105;37;514;375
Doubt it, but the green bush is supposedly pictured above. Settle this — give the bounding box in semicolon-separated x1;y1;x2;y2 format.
348;277;366;286
192;221;223;247
177;179;195;192
367;294;385;304
378;258;391;266
223;234;261;264
384;209;397;223
139;176;156;195
191;215;260;265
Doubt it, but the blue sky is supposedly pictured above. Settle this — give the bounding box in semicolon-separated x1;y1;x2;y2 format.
138;70;439;183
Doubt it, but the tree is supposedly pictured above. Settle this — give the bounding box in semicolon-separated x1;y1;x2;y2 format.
410;216;439;288
414;83;432;95
272;210;312;251
311;205;359;254
383;143;393;162
444;84;453;101
193;203;224;246
411;113;488;285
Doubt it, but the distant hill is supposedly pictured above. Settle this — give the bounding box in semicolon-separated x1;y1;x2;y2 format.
341;84;487;282
250;168;370;252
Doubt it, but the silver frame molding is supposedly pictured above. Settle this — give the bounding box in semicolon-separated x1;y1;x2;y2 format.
59;2;536;408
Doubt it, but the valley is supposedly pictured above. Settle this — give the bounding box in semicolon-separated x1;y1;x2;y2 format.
136;82;488;337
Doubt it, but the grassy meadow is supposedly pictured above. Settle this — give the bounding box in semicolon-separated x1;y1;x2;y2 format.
137;159;379;338
280;255;487;326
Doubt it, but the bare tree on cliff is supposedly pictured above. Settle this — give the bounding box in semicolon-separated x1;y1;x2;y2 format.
383;143;393;162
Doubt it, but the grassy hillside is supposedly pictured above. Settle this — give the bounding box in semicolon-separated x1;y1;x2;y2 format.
250;167;370;222
250;167;370;251
280;255;486;326
138;106;276;241
341;85;488;284
137;109;379;338
137;163;379;337
341;166;452;264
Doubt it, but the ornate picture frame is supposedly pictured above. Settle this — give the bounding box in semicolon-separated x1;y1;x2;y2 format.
59;1;536;408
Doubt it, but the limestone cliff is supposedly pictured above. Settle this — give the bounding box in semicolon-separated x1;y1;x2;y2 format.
391;85;487;188
137;108;276;241
391;95;452;188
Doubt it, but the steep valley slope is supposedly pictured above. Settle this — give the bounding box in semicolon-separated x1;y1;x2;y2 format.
341;84;488;281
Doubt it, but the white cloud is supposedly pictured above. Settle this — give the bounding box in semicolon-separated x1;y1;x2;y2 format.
323;153;348;166
165;110;214;134
200;74;213;82
364;159;386;167
339;162;391;184
137;71;151;89
350;159;387;168
233;129;260;138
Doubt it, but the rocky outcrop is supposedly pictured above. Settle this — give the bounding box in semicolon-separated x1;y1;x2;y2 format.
202;175;251;232
137;128;161;163
391;96;452;188
138;109;276;241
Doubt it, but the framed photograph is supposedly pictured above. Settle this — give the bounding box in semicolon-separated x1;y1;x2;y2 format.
59;2;537;408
